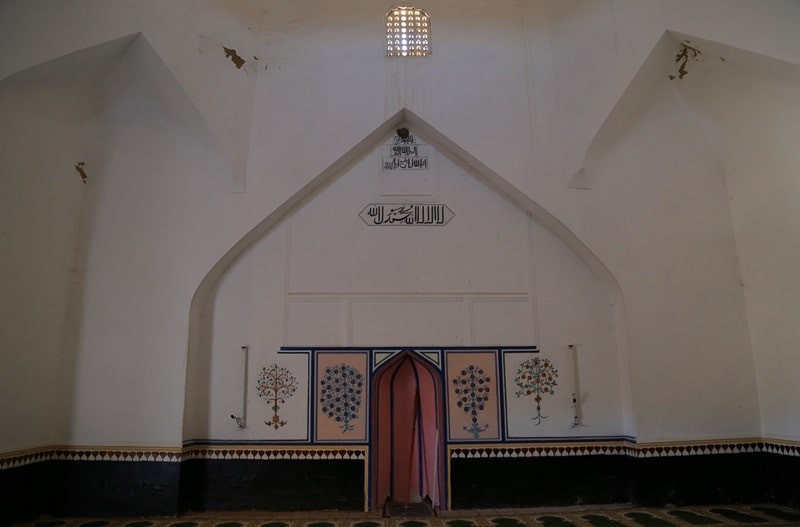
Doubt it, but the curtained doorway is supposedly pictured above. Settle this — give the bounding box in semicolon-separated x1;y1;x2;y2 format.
371;351;446;514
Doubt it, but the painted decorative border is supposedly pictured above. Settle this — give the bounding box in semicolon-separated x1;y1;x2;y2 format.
448;438;800;459
450;442;634;458
1;439;797;470
182;445;367;461
0;446;182;470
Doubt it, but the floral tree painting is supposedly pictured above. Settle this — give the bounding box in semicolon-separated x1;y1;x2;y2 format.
515;357;558;425
257;364;298;430
452;364;492;439
320;363;364;433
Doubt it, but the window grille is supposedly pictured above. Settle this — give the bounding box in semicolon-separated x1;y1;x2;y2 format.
386;6;430;57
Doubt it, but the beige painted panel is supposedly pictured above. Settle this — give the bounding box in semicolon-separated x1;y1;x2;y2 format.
315;352;368;442
446;350;500;441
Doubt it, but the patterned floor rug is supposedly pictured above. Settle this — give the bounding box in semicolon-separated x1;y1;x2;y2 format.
14;504;800;527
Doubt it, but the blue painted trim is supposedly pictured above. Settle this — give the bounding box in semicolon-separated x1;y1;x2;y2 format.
497;350;507;442
181;435;637;447
304;350;313;442
281;346;538;351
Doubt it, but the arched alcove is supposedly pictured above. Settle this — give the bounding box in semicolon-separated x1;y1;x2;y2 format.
181;108;633;510
371;350;445;512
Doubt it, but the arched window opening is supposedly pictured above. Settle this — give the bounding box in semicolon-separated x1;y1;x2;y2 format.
386;6;430;57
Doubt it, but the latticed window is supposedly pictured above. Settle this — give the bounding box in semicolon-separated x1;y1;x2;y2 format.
386;6;430;57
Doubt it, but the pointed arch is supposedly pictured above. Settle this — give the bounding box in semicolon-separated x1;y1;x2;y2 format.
182;107;633;441
371;349;445;511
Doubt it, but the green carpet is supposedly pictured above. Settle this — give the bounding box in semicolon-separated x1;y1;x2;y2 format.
14;504;800;527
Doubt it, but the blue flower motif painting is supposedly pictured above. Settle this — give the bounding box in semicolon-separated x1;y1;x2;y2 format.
452;364;491;439
319;363;364;433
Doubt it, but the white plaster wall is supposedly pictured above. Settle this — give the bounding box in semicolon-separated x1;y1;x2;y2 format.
0;50;101;452
64;36;235;446
1;0;800;452
534;0;800;187
562;63;760;442
673;43;800;441
532;221;623;436
0;0;263;190
198;136;623;441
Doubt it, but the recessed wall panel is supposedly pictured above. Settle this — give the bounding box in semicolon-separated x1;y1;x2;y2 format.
472;299;533;345
286;299;344;346
351;299;466;346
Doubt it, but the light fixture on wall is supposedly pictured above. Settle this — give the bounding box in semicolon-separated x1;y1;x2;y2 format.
229;345;249;429
568;344;585;428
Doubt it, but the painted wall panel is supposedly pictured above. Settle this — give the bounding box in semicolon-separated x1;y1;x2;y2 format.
251;354;310;441
286;299;345;347
446;351;500;441
351;300;467;347
315;353;368;442
504;351;567;438
472;299;533;346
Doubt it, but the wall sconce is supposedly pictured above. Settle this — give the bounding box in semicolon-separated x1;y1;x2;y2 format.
230;345;249;429
568;344;585;428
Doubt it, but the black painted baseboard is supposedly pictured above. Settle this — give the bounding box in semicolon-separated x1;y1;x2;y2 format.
178;459;365;512
0;461;55;526
1;460;180;526
763;454;800;509
52;461;181;517
450;455;632;508
451;453;782;510
1;452;798;523
630;454;766;506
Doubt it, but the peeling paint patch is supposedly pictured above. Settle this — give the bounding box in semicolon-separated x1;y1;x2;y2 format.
669;41;701;80
223;46;245;69
74;162;87;184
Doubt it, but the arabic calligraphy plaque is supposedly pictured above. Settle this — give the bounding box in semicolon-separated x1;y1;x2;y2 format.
359;203;454;226
382;134;430;171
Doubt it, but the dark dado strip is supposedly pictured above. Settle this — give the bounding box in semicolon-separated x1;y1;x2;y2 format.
0;460;180;527
0;460;55;527
450;455;632;509
1;449;799;525
631;453;766;506
450;452;800;510
51;461;181;517
178;458;365;512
